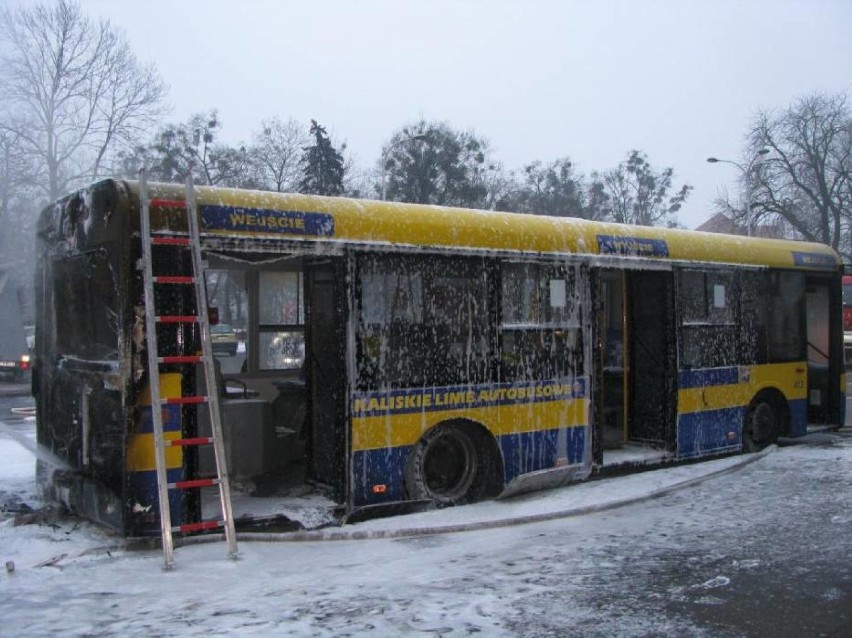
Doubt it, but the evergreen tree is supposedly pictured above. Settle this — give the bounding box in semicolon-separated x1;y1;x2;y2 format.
299;120;345;196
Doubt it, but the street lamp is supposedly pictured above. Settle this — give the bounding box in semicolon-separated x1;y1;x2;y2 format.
381;134;426;201
707;148;770;236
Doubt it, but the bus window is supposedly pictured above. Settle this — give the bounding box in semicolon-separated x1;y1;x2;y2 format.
766;271;805;363
53;250;119;361
356;254;490;390
500;263;582;381
738;271;768;365
258;271;305;371
204;269;248;374
678;269;738;369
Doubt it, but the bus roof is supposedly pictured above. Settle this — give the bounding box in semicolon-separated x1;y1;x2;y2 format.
67;180;847;272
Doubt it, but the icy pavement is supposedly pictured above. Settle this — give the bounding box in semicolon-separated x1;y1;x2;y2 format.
265;452;767;542
2;417;850;636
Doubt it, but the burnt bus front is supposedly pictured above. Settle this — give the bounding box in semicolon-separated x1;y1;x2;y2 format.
33;179;198;534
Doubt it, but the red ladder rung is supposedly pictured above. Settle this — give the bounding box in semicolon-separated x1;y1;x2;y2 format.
156;315;198;324
163;395;208;405
174;519;223;534
170;478;219;490
149;198;187;209
158;355;203;364
151;236;191;246
153;275;196;284
168;437;214;447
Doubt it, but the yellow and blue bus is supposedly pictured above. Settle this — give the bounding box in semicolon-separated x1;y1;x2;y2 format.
33;179;845;534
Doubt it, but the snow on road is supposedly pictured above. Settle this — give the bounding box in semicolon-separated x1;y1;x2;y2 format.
1;418;850;636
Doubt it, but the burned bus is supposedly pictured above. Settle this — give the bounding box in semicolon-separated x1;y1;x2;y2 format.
33;179;845;535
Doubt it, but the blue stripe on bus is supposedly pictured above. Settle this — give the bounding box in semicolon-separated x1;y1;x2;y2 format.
677;397;809;458
498;426;588;483
352;378;586;418
351;446;411;505
128;467;185;526
678;367;739;389
200;205;335;237
787;398;808;436
677;406;744;458
791;251;838;269
350;425;588;506
136;404;182;434
597;234;669;257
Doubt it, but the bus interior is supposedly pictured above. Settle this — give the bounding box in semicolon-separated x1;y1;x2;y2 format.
193;254;348;527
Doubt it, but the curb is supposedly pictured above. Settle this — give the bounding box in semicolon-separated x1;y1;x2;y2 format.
226;446;773;545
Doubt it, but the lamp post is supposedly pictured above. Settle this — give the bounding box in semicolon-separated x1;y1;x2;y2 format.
706;148;769;236
381;134;426;201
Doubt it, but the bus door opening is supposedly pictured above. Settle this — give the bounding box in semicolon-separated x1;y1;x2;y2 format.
627;271;676;448
598;270;627;449
304;259;348;500
805;275;842;425
598;269;676;456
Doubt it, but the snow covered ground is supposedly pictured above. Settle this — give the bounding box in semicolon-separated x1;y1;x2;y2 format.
1;413;850;636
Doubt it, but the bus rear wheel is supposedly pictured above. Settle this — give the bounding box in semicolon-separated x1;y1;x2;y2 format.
405;422;482;506
743;399;780;453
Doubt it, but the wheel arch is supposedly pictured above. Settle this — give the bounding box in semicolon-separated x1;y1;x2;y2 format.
741;386;792;451
746;387;791;437
404;417;505;504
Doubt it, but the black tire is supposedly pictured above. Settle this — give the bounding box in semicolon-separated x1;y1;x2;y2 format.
405;423;480;506
743;399;780;453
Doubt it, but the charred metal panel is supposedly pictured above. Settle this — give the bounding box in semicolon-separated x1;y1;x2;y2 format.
34;180;137;533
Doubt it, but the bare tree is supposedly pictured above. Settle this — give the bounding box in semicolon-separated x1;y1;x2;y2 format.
728;93;852;254
0;0;167;201
0;127;32;231
0;125;40;314
250;117;307;192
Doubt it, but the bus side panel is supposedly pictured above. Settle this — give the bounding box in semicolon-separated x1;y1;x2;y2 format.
676;362;808;458
350;427;592;506
349;381;590;506
34;367;128;531
126;375;185;534
497;424;588;480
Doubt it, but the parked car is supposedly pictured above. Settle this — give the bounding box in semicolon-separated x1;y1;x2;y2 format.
211;323;239;356
0;273;30;382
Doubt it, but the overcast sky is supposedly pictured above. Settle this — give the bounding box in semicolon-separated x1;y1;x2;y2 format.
71;0;852;228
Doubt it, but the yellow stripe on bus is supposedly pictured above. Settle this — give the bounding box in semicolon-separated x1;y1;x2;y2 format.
678;362;807;414
137;373;183;406
126;431;183;472
352;398;589;452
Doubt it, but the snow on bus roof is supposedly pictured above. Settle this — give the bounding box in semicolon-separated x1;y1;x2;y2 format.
89;180;840;272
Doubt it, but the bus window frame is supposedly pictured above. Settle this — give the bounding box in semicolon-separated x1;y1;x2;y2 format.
499;260;585;384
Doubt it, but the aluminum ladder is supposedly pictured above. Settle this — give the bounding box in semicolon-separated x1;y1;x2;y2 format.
138;170;238;569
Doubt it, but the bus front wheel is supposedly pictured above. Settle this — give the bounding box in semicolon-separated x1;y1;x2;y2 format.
743;398;780;453
405;422;481;506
